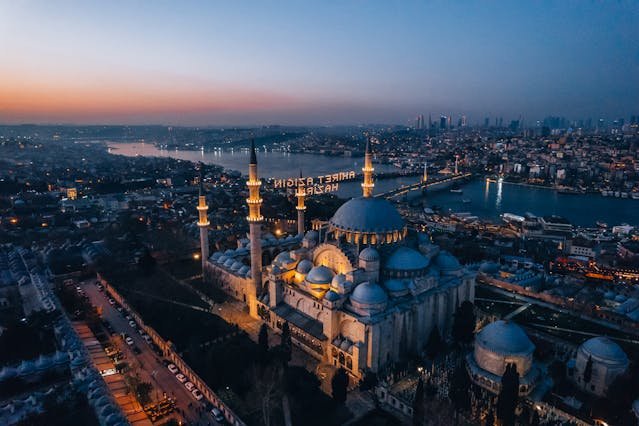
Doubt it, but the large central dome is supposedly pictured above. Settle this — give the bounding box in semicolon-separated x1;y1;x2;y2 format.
329;197;406;245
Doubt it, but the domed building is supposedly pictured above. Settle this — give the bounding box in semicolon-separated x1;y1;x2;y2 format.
204;139;475;378
467;320;539;395
570;336;629;396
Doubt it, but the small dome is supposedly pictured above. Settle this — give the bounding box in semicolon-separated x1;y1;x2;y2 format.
223;258;235;268
476;320;534;355
385;247;429;271
230;261;243;271
331;273;347;288
274;251;294;265
238;265;249;275
217;255;228;264
351;281;388;305
579;337;628;366
324;290;341;302
359;247;380;262
210;252;222;261
340;339;351;351
296;259;313;274
434;251;461;272
330;197;405;235
306;265;335;284
304;230;319;241
224;249;234;256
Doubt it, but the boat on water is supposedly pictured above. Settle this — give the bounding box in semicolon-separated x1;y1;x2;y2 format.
462;198;471;204
596;221;608;228
632;193;639;200
450;188;463;194
556;186;584;195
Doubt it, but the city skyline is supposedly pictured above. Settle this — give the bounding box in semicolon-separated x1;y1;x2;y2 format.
1;1;638;126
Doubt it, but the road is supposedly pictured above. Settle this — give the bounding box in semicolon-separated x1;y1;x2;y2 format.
81;278;222;426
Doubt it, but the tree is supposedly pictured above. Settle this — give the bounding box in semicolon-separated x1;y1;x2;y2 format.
136;381;153;406
425;327;443;359
485;408;495;426
496;363;519;426
331;367;349;404
258;323;269;363
449;362;471;417
452;301;476;345
412;377;425;426
279;321;292;364
583;355;593;384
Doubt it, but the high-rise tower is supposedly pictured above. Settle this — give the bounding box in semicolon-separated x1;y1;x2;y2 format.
362;138;375;197
196;164;210;271
423;161;428;183
296;170;306;236
246;140;263;317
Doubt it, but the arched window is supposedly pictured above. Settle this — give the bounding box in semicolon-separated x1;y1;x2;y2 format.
346;356;352;370
339;352;345;365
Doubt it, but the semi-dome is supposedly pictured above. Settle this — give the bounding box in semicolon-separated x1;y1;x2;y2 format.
359;247;380;262
296;259;313;274
351;281;388;306
385;247;429;271
476;320;534;355
435;251;461;272
329;197;406;244
579;337;628;365
383;279;410;296
306;265;335;284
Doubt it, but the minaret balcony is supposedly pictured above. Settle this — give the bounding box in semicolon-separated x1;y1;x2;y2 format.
196;205;208;211
247;216;264;222
197;220;210;226
246;198;263;204
246;180;262;187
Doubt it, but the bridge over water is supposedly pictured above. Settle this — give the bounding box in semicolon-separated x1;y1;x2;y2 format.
375;172;472;199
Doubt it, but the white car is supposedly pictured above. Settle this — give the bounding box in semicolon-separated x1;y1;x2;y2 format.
184;381;195;391
125;337;134;346
128;320;136;328
108;298;115;305
211;408;224;422
192;389;203;401
167;364;179;374
175;373;187;383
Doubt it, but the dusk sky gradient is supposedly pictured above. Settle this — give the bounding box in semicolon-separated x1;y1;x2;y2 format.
1;1;637;126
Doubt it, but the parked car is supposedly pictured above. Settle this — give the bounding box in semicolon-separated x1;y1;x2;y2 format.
175;373;187;383
192;389;203;401
125;337;134;346
143;335;152;344
184;382;195;391
128;320;136;328
108;298;115;305
211;407;225;422
167;364;179;374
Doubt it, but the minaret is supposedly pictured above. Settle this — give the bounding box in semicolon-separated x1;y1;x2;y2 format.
423;161;428;184
196;163;210;271
454;155;459;175
296;170;306;236
361;138;375;197
246;140;263;317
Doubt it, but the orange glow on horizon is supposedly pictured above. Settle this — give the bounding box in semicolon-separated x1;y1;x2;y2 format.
0;74;302;123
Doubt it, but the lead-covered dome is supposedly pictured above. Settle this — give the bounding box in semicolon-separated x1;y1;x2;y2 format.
329;197;406;245
476;320;534;356
306;265;335;284
296;259;313;274
351;281;388;305
385;247;429;272
579;337;628;366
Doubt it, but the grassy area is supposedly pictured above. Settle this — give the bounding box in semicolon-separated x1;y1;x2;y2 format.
163;258;201;280
0;311;59;367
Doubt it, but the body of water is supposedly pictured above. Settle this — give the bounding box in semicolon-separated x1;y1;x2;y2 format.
108;142;639;227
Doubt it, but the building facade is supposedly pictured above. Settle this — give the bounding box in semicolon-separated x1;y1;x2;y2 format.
203;140;475;378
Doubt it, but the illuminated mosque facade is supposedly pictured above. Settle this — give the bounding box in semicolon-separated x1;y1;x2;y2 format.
201;140;475;378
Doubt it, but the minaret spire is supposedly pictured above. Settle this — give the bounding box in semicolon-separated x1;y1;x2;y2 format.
246;139;262;318
196;162;210;270
296;169;306;236
362;137;375;197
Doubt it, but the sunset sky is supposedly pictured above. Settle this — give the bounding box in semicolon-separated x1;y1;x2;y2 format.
1;1;637;126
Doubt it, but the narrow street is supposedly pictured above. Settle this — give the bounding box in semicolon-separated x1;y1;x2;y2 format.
81;278;223;425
